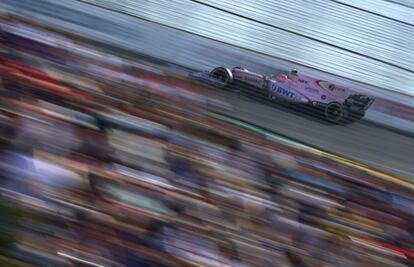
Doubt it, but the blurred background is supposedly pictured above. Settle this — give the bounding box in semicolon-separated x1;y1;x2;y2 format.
0;0;413;266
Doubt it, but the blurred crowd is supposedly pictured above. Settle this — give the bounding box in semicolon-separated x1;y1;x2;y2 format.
0;13;413;267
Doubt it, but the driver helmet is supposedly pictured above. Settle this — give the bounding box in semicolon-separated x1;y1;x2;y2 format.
291;68;298;76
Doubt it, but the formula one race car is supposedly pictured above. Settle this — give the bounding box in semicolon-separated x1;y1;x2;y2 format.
190;66;375;123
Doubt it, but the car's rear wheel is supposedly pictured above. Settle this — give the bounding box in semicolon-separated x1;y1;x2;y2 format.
324;102;345;123
210;67;233;88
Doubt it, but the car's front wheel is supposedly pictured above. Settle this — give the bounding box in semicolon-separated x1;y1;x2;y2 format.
210;67;233;88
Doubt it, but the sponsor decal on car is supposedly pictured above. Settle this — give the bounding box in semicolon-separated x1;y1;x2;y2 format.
271;84;295;98
305;87;319;93
312;101;325;107
298;78;308;84
316;80;346;92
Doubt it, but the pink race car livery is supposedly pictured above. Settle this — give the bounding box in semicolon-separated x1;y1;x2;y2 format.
190;66;375;123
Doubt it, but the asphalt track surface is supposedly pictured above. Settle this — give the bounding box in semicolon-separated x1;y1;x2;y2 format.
1;0;414;181
205;87;414;180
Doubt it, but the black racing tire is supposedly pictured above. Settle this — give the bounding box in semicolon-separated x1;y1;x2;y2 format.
210;67;233;88
324;102;345;123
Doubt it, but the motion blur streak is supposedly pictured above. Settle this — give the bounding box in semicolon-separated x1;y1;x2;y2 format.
1;0;414;180
0;2;413;267
80;0;414;96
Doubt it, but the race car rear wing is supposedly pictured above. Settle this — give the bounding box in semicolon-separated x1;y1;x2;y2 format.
344;94;375;111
